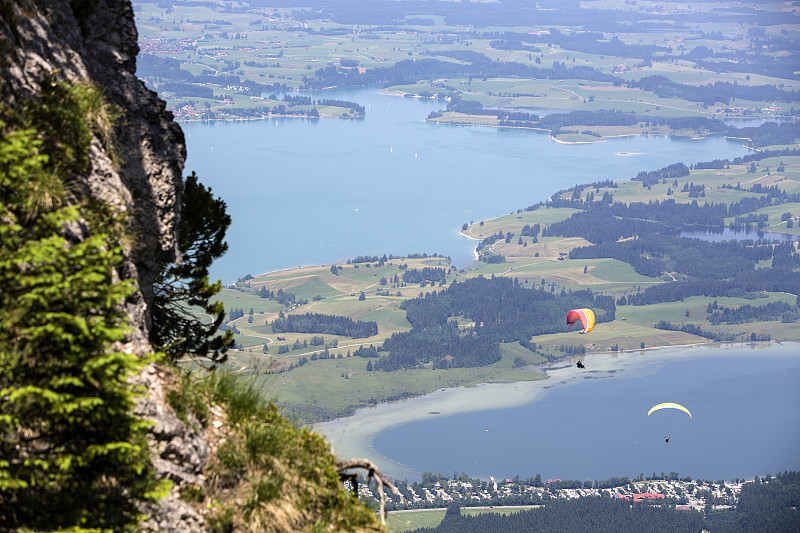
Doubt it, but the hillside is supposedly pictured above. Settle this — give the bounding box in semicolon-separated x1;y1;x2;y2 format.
0;1;385;531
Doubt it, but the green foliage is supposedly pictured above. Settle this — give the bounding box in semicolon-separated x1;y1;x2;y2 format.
17;76;119;176
0;126;161;529
192;372;383;531
180;482;206;503
165;370;210;428
0;125;64;224
152;171;233;364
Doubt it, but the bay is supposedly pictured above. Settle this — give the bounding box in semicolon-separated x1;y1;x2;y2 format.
183;88;752;284
366;343;800;482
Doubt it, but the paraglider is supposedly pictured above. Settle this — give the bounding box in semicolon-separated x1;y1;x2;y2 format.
665;436;670;443
566;308;595;334
647;403;692;419
576;360;585;369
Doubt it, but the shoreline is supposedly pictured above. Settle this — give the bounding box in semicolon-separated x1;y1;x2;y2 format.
314;341;792;480
175;111;364;124
459;230;482;260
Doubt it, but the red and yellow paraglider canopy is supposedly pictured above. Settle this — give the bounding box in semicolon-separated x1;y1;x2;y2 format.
566;308;595;334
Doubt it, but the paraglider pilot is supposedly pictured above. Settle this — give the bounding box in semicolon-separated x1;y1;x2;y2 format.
665;436;670;443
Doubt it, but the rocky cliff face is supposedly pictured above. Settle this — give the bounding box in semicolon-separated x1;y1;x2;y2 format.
1;1;207;530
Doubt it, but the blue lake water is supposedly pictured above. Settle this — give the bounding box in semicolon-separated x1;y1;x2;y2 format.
183;88;752;284
680;227;800;242
372;344;800;482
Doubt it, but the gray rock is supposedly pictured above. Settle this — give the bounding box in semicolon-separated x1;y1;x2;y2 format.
1;1;208;530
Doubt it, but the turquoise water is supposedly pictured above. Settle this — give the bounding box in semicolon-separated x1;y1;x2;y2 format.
372;344;800;482
183;89;751;284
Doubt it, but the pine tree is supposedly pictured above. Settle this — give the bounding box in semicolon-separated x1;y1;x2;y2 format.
0;123;162;529
151;172;233;364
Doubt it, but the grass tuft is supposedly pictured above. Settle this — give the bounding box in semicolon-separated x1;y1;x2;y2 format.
172;369;386;532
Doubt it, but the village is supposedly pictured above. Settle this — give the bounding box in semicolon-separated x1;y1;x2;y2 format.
354;473;758;514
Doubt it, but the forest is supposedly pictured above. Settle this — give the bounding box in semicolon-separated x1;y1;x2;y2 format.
570;235;788;280
488;30;669;60
369;276;614;371
303;58;619;90
403;267;448;284
442;103;798;148
409;498;704;533
270;312;378;338
628;75;800;105
653;321;738;343
707;301;800;325
619;270;800;307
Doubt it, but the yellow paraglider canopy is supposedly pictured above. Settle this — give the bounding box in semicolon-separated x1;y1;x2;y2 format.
647;402;692;419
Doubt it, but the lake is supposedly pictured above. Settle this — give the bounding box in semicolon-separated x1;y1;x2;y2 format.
348;343;800;483
183;88;752;284
680;227;800;243
181;89;798;484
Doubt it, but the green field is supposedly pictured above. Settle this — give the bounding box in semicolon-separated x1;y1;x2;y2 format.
387;506;531;532
133;0;798;126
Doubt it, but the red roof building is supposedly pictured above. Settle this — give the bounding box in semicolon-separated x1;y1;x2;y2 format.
631;492;665;502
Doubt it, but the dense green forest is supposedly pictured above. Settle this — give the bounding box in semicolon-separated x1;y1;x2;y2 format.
569;235;800;306
403;266;448;284
410;499;704;533
270;312;378;338
362;276;614;371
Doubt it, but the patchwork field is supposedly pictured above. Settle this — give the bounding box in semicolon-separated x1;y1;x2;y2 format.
146;1;800;424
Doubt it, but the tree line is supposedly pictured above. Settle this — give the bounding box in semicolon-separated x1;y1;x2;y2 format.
654;321;738;342
707;301;800;325
489;29;669;60
403;267;447;284
365;276;614;371
409;498;704;533
570;236;779;279
628;75;800;106
270;312;378;338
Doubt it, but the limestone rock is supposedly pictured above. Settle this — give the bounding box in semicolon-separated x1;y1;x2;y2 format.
1;1;206;530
